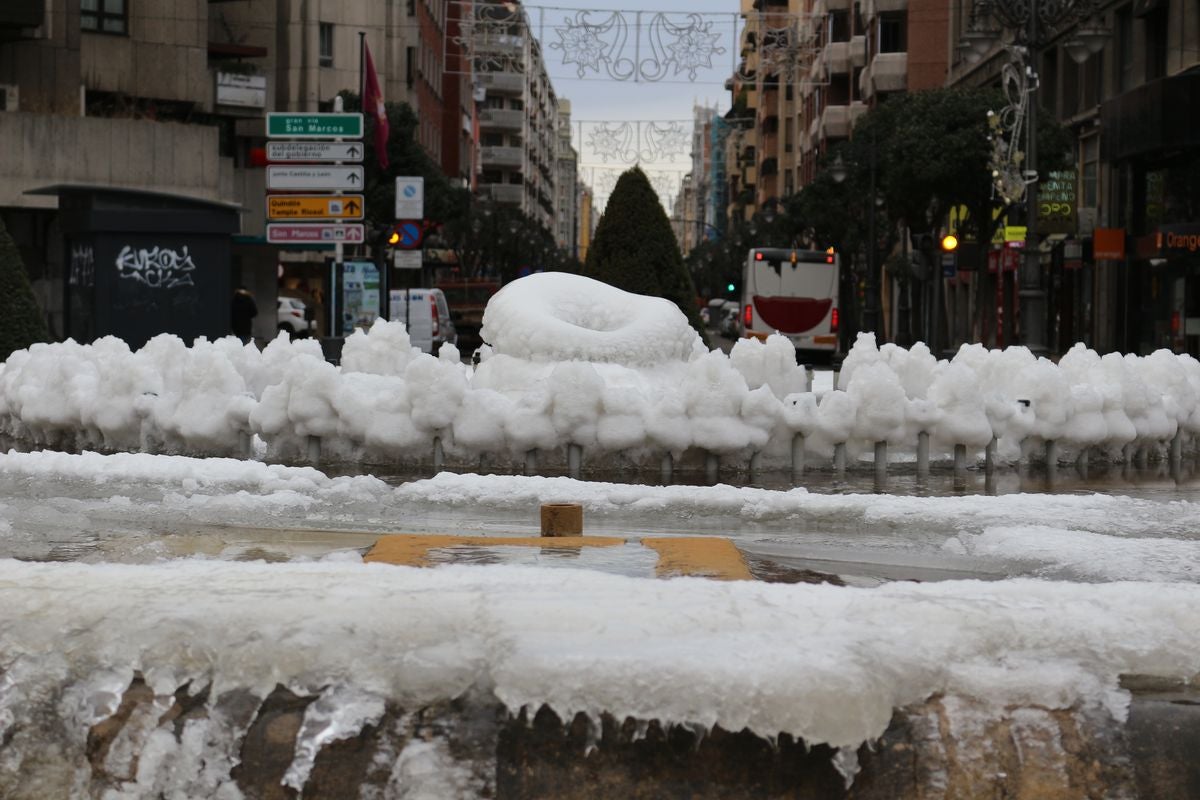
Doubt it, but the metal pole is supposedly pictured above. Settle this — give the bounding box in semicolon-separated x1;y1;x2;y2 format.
864;129;879;337
1020;8;1047;355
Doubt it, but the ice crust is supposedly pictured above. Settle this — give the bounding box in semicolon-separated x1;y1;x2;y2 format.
1;559;1197;757
1;274;1198;464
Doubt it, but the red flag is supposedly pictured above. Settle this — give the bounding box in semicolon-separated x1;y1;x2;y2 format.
363;42;389;170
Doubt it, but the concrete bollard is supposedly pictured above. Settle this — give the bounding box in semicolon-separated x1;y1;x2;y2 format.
1076;447;1090;477
1122;442;1136;464
874;441;887;481
306;435;321;466
433;436;445;473
1044;439;1058;468
1171;431;1183;468
1136;444;1149;470
985;436;997;475
748;451;762;482
916;432;930;478
524;449;539;476
660;452;673;485
238;430;252;459
791;433;806;484
705;452;720;484
567;444;583;480
953;444;967;476
804;365;814;393
833;443;846;476
540;503;583;537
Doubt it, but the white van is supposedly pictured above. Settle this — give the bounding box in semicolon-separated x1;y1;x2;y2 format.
389;288;457;354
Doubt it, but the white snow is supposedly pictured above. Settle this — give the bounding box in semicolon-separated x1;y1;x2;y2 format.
0;559;1197;754
1;273;1197;465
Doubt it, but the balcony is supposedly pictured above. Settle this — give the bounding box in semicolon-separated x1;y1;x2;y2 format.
481;183;523;205
822;41;851;76
860;52;907;99
476;71;524;96
849;100;868;125
818;104;851;140
474;33;524;55
760;157;778;177
480;146;524;169
850;36;867;68
479;108;525;132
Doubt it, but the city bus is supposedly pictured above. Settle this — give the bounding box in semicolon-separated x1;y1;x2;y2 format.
741;247;840;359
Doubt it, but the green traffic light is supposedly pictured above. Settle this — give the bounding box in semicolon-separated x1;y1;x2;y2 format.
726;283;736;292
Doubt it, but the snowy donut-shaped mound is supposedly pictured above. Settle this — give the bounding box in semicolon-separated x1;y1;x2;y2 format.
480;272;703;366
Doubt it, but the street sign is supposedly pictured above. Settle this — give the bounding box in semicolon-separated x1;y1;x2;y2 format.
393;250;423;270
267;165;363;191
394;221;423;250
267;112;363;139
266;142;364;163
395;176;425;219
266;195;364;220
267;223;365;244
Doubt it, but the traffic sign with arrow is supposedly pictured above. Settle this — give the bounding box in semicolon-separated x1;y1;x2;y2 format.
266;142;364;163
267;166;364;191
266;195;364;220
267;223;366;244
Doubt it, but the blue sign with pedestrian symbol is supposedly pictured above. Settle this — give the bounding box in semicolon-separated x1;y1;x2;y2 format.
396;221;422;250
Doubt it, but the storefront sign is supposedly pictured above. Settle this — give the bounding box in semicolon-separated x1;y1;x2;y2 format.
1037;170;1077;235
1093;228;1126;260
1158;224;1200;254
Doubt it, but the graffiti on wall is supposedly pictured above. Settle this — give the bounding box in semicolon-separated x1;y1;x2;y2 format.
69;244;95;288
115;245;197;289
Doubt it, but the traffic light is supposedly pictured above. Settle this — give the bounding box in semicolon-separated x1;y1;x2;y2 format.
387;226;402;246
726;282;736;293
941;234;959;252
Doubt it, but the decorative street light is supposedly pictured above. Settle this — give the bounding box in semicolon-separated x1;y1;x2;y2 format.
959;0;1108;355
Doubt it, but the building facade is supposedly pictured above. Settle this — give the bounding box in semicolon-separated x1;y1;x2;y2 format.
947;0;1200;355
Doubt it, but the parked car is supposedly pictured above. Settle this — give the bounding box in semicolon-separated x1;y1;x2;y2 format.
718;301;741;338
390;288;457;355
435;279;500;354
277;297;313;337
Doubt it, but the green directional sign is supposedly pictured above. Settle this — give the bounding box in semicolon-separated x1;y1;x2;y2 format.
267;112;363;139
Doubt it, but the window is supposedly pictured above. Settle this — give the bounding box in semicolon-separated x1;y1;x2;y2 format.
1144;7;1167;80
1115;6;1134;92
1080;135;1099;208
878;12;906;53
81;0;127;35
319;23;333;68
828;10;850;43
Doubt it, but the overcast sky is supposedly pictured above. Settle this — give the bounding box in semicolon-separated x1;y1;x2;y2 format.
520;1;743;209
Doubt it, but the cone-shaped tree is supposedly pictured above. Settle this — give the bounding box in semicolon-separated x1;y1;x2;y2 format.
584;167;707;341
0;217;48;362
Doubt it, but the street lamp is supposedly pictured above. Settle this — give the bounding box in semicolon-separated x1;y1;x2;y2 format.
959;0;1108;355
830;130;880;339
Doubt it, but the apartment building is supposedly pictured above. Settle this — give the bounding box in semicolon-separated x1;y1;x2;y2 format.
948;0;1199;356
473;0;561;232
0;0;465;344
554;99;578;256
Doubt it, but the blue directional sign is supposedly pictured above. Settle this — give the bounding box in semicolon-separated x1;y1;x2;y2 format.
395;221;423;250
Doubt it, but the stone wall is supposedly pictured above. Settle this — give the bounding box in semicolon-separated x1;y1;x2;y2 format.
4;672;1198;799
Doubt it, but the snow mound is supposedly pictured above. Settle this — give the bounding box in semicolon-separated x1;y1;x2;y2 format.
480;272;703;366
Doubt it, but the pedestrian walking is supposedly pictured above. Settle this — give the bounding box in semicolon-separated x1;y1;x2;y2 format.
231;285;257;345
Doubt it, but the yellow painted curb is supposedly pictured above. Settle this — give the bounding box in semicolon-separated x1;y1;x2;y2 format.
364;534;626;568
642;537;753;581
365;533;753;581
